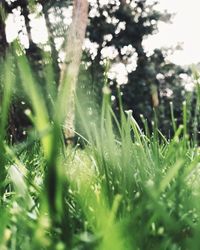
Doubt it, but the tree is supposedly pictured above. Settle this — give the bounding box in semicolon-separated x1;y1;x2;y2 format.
59;0;89;141
2;0;89;142
1;0;44;141
79;0;190;136
0;1;8;60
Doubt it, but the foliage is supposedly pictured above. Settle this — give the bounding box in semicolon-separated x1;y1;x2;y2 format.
0;2;200;249
0;0;193;140
0;51;200;249
79;0;191;137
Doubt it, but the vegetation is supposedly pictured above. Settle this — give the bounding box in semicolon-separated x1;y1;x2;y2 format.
1;0;193;139
0;1;200;250
0;50;199;249
79;0;191;136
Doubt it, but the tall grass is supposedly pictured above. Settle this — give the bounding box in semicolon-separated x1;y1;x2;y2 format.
0;51;200;250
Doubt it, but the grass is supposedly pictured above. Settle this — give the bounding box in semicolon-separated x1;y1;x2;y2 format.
0;51;200;250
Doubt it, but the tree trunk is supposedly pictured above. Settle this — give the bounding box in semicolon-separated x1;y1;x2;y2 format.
59;0;89;142
0;1;8;60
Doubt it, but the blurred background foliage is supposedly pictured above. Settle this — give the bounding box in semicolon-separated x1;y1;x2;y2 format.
0;0;198;142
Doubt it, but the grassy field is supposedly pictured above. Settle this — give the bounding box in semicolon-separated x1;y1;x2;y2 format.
0;53;200;250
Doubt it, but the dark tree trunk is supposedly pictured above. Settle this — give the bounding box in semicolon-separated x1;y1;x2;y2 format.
0;1;8;60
